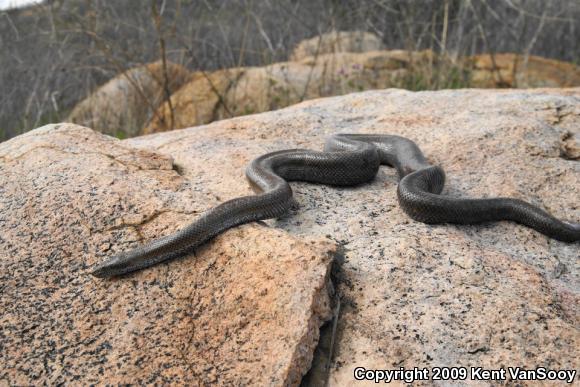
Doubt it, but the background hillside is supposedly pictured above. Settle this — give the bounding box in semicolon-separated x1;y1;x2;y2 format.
1;0;579;141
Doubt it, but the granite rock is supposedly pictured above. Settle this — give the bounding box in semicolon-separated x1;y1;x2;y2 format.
290;30;384;62
144;51;580;135
68;52;580;139
0;125;334;385
142;68;245;135
2;88;579;386
67;61;191;138
128;88;579;385
469;53;580;88
144;50;435;134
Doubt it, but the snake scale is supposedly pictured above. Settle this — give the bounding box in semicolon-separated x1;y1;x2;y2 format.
91;134;579;278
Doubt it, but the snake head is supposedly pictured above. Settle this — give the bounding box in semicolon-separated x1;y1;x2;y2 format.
563;221;580;233
90;253;129;278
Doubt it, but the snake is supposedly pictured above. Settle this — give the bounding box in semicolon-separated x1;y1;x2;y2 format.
91;134;580;278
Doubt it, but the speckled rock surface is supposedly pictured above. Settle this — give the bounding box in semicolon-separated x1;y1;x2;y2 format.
0;125;334;385
127;88;579;385
2;88;579;386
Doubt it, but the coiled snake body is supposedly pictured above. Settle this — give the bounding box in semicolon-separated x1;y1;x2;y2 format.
92;134;579;278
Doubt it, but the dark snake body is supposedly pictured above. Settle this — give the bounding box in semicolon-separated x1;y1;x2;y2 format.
91;134;579;278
